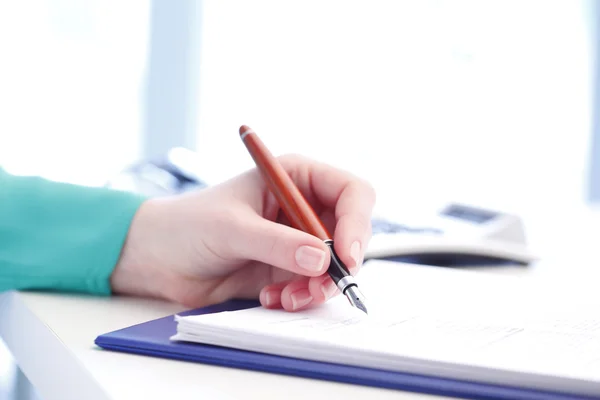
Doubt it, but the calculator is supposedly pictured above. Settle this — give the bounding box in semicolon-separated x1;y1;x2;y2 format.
365;203;538;267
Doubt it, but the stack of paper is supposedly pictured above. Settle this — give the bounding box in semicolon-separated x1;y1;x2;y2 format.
171;260;600;398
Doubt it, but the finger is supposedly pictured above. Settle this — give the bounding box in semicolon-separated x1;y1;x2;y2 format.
316;210;363;273
233;217;331;277
332;182;375;272
281;157;375;268
333;208;373;272
279;277;321;312
214;261;296;303
308;274;340;303
260;274;339;311
259;281;288;309
279;155;376;212
317;209;361;275
260;279;312;311
318;209;336;234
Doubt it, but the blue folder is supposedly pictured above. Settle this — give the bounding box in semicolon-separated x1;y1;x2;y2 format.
95;299;599;400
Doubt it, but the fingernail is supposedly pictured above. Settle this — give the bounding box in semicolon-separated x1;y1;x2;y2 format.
290;289;313;310
265;290;280;307
321;279;338;300
295;246;326;271
350;241;361;266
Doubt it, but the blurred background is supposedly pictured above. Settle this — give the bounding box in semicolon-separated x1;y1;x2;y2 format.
1;0;599;398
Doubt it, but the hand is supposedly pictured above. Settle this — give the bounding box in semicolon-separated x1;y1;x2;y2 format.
110;154;376;312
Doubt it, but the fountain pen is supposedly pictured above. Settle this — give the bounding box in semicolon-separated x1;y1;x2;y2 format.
238;125;368;314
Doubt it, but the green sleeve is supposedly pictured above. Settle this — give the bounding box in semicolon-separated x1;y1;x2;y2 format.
0;168;147;295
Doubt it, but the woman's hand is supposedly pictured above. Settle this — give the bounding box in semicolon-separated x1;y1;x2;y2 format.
110;154;376;312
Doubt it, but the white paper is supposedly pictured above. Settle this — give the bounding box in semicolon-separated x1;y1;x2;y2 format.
171;260;600;397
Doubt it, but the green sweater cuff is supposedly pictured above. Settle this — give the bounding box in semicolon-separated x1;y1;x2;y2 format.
0;170;147;295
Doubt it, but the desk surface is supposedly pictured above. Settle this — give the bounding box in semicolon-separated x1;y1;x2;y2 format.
1;206;599;400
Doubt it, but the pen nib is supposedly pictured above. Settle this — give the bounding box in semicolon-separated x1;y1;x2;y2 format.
344;286;368;315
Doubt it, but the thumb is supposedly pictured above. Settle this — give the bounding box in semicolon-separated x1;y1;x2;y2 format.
234;217;330;277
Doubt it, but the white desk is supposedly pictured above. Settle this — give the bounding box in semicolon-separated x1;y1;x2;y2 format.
1;206;599;400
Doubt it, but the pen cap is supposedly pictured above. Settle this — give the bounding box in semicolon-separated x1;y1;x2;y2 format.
239;126;331;241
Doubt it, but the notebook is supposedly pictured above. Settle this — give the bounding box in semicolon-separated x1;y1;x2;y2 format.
169;261;600;399
96;260;600;399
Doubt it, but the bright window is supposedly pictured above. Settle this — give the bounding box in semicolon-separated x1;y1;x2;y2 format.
0;0;150;186
194;0;594;215
0;1;593;215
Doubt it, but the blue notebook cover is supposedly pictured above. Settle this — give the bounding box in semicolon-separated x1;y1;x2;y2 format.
94;299;598;400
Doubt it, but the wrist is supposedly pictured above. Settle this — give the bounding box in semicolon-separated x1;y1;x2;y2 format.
109;198;175;300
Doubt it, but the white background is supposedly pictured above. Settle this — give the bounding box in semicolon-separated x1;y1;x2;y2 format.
0;0;149;185
0;0;595;216
194;0;596;216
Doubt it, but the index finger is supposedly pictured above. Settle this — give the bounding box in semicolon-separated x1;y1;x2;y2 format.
279;154;377;212
281;155;376;271
328;173;376;271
